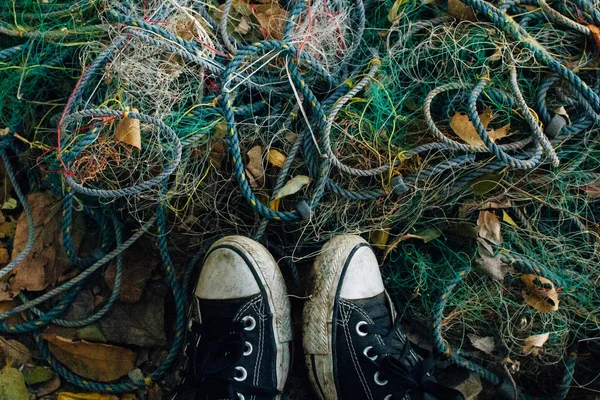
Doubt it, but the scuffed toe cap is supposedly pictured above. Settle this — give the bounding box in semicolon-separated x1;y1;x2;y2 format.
195;247;260;300
339;242;384;300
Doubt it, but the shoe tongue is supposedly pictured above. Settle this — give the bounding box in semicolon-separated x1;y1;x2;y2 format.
351;292;392;332
198;295;255;326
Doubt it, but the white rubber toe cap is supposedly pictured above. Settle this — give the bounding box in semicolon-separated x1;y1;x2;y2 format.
339;241;384;300
195;247;260;300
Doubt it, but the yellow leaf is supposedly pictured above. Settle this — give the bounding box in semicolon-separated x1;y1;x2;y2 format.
520;274;559;312
502;211;518;227
58;393;119;400
383;227;441;259
267;149;286;168
370;229;390;250
450;112;485;147
43;334;137;382
115;109;141;150
450;108;507;147
269;198;280;211
253;2;288;40
523;333;549;356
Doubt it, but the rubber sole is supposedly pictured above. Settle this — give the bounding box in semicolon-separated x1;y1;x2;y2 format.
302;235;369;400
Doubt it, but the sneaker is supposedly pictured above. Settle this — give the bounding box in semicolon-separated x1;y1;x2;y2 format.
172;236;292;400
303;235;464;400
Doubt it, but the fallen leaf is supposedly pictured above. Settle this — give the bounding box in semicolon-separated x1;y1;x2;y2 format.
11;192;84;292
99;282;167;347
253;2;287;39
177;18;198;41
459;196;512;217
0;367;28;400
0;338;32;368
115;109;141;150
0;217;16;239
21;366;53;385
470;173;503;195
388;0;408;21
450;107;507;147
43;334;137;382
208;142;226;168
553;106;571;125
0;301;23;324
489;124;510;142
521;274;559;312
523;333;549;356
58;393;119;400
370;229;390;250
74;324;107;343
477;210;501;245
284;131;297;143
273;175;310;200
269;198;280;211
383;227;441;259
468;334;495;355
502;211;518;227
489;46;502;61
448;0;477;21
475;238;507;280
0;247;8;264
235;16;251;35
104;239;157;304
1;198;16;210
245;146;265;189
267;149;286;168
35;374;60;397
588;24;600;51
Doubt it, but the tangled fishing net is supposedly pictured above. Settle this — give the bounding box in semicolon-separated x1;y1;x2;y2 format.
1;0;600;397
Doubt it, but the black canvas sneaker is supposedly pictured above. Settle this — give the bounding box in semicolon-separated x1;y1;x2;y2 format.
303;235;464;400
172;236;292;400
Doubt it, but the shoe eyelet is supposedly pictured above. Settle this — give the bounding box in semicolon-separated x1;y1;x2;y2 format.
243;341;253;356
234;366;247;381
242;316;256;331
363;346;378;361
384;395;392;400
355;321;368;336
374;372;388;386
236;393;245;400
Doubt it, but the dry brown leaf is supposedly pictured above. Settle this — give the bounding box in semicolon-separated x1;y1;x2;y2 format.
43;334;137;382
448;0;477;21
588;24;600;51
468;334;495;355
523;333;549;356
521;274;559;312
450;107;508;147
383;227;441;259
115;110;141;150
245;146;265;189
459;196;512;217
177;18;198;41
0;338;32;368
253;2;288;40
267;149;286;168
489;124;510;142
0;301;22;324
11;192;84;292
235;17;251;35
475;238;507;280
208;142;226;168
0;247;8;265
477;210;501;245
35;375;61;397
